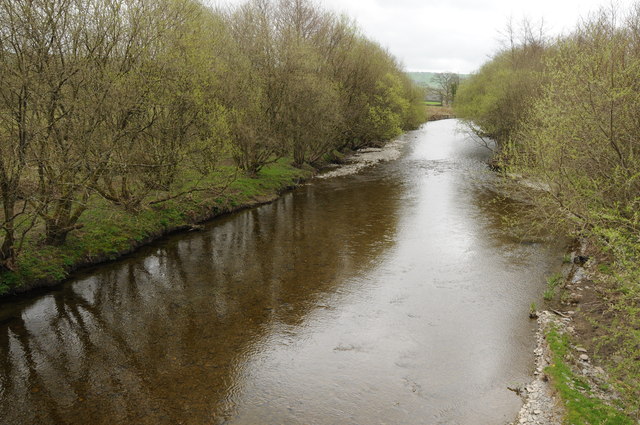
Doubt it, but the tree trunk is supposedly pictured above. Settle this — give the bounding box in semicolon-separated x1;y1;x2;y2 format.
43;198;85;246
0;197;17;272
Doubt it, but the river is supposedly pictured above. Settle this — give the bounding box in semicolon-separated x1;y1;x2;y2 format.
0;119;564;424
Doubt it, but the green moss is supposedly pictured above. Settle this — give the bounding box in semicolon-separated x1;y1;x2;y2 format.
545;327;634;425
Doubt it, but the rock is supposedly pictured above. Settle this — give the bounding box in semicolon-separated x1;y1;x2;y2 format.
571;268;587;283
568;293;583;303
580;354;589;362
573;255;589;265
575;347;587;353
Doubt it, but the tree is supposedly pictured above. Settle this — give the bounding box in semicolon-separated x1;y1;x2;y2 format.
0;0;42;268
434;72;460;106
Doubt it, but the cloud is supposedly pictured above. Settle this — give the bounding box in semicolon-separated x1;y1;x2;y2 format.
210;0;639;73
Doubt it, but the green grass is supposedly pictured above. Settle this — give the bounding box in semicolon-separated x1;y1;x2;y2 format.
545;327;634;424
544;288;556;301
423;101;443;106
544;272;564;301
0;159;312;296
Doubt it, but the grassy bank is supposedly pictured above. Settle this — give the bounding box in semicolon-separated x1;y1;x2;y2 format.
530;238;640;422
545;326;634;424
0;159;312;296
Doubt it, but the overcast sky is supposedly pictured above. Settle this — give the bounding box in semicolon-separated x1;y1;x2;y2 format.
212;0;638;73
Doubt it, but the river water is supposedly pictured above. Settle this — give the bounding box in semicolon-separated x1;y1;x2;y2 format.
0;119;564;424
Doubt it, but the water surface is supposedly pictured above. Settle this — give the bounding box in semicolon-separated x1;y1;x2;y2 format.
0;120;563;424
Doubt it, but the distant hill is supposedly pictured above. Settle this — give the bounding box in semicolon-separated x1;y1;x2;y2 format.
406;72;439;88
407;72;469;89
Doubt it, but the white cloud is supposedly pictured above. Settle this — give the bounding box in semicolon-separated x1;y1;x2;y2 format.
211;0;639;73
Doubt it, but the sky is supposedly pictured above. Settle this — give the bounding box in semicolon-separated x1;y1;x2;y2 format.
213;0;638;73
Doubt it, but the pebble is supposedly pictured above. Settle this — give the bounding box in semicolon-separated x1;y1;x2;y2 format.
512;304;623;425
511;312;563;425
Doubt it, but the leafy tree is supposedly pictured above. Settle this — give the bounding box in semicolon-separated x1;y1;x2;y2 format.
455;22;547;150
434;72;460;106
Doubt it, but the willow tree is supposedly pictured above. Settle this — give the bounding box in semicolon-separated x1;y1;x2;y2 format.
95;0;230;209
509;7;640;231
224;0;283;174
0;0;43;269
455;21;547;151
274;0;341;166
0;0;129;250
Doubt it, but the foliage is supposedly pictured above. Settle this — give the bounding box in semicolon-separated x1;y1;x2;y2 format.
0;0;426;276
455;54;545;149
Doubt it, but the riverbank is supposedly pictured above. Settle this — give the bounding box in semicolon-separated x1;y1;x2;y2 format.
512;243;637;425
0;133;418;298
425;105;454;121
0;160;313;296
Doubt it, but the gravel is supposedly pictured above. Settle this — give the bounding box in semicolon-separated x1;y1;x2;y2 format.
510;311;564;425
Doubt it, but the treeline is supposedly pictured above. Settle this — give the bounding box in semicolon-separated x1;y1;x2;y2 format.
455;5;640;414
0;0;425;272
